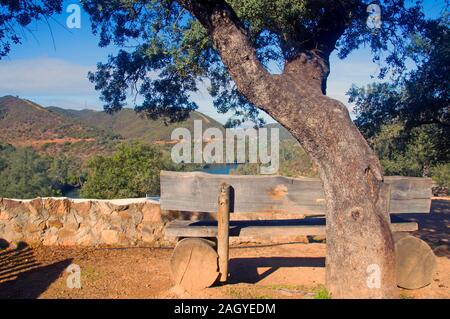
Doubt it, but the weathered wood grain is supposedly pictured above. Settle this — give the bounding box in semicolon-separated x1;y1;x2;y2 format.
384;176;433;200
165;219;418;238
160;171;432;214
217;183;231;282
170;238;219;291
393;233;436;289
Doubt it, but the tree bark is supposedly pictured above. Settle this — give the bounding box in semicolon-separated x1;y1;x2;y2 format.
181;0;398;298
259;63;397;298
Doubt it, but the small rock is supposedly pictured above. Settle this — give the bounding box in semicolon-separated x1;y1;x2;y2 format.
0;210;10;220
101;229;119;245
142;203;162;222
48;219;64;229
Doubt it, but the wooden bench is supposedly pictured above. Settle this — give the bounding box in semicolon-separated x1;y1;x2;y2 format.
161;170;435;292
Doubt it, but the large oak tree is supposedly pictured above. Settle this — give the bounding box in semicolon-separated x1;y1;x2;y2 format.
1;0;440;298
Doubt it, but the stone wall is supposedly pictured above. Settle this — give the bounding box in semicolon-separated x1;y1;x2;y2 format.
0;197;308;247
0;197;176;247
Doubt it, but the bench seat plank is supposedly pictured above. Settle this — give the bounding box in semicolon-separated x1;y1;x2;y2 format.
160;171;432;215
165;219;418;238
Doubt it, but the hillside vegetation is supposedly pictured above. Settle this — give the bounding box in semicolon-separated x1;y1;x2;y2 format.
0;96;104;143
0;144;80;198
80;142;184;199
0;96;447;198
0;96;223;198
0;95;118;162
0;95;224;160
47;105;223;143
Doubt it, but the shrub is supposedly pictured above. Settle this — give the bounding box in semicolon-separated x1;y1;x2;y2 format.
431;163;450;188
314;286;331;299
231;140;317;177
0;146;61;198
80;142;179;199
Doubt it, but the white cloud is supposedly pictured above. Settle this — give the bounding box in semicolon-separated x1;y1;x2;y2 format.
0;57;95;95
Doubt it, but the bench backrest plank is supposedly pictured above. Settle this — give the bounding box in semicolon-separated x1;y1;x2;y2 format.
160;171;432;215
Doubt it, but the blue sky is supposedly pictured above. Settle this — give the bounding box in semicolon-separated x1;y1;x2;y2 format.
0;0;446;124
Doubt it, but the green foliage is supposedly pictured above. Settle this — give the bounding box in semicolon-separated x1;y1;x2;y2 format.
232;140;317;177
369;124;449;177
351;19;449;138
0;143;86;198
370;124;443;175
1;1;438;127
431;164;450;188
0;1;63;58
47;157;85;187
80;142;179;199
314;286;331;299
352;18;449;182
78;0;429;125
0;145;60;198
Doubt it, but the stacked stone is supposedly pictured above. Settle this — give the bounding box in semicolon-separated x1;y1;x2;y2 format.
0;198;168;246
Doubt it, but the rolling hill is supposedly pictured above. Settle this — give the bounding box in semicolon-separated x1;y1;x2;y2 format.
0;95;225;162
46;105;224;143
0;96;120;161
0;95;102;146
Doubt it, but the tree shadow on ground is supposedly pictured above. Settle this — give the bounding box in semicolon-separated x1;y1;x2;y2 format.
392;199;449;258
228;256;325;284
0;241;72;299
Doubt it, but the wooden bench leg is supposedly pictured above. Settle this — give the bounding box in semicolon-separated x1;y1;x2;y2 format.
217;183;231;282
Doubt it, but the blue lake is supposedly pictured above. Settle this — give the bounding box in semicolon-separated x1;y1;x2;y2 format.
199;163;240;174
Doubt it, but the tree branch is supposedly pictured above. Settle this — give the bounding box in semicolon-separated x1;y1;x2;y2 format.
179;0;350;109
178;0;276;110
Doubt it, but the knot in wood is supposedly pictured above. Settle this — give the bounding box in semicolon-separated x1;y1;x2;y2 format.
349;207;363;221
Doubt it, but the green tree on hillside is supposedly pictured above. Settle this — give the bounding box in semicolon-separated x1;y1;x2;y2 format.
232;140;317;177
48;157;86;189
369;124;448;176
431;163;450;189
80;142;177;199
0;144;87;198
0;146;60;198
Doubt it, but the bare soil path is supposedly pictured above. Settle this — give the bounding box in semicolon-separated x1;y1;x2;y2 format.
0;199;448;299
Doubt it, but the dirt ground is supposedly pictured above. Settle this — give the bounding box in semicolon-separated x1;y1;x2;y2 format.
0;199;449;299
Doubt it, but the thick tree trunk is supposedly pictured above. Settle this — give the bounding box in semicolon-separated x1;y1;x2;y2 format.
256;60;396;297
275;91;397;298
182;0;398;298
261;58;397;298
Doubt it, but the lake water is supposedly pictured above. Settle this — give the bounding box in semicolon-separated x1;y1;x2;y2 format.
63;188;80;198
200;163;240;174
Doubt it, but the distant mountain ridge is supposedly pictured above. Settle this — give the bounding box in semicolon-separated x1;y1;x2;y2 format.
0;95;293;153
0;95;225;162
0;95;103;145
46;105;224;142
